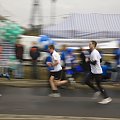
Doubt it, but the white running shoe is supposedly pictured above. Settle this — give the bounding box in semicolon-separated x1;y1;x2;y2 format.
48;93;61;97
92;91;101;99
98;97;112;104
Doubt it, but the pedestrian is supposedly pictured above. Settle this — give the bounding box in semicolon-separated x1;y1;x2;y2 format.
112;41;120;84
0;44;3;97
79;47;90;73
61;45;76;83
47;45;68;97
0;44;10;80
64;48;76;83
15;37;24;78
101;61;112;81
60;44;68;80
79;47;90;84
84;40;112;104
29;41;40;79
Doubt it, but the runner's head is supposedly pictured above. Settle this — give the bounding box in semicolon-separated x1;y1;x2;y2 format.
48;45;55;53
89;41;97;50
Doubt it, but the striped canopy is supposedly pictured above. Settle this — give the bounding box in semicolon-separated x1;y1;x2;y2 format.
42;13;120;39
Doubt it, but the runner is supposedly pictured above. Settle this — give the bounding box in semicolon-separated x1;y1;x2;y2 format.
47;45;68;97
85;40;112;104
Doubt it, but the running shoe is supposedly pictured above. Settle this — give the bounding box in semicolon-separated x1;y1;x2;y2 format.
48;93;61;97
98;97;112;104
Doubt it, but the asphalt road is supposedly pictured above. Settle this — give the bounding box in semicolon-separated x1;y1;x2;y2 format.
0;85;120;119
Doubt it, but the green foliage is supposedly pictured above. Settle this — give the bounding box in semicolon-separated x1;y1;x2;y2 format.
0;20;25;44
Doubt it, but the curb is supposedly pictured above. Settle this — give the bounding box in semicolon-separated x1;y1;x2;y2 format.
0;114;119;120
0;79;49;87
0;79;120;89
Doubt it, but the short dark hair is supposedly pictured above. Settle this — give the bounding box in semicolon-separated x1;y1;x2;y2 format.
90;40;97;47
49;44;55;50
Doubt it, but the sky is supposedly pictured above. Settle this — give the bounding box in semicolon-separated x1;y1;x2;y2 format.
0;0;120;28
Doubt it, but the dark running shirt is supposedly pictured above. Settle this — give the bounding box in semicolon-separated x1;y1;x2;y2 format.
30;46;40;60
15;44;24;60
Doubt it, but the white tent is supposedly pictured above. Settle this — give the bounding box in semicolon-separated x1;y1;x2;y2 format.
42;13;120;39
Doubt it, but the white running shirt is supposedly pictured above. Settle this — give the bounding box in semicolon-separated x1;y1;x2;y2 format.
51;50;62;72
90;49;103;74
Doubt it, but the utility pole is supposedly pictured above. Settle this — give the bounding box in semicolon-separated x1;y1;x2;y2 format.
30;0;43;35
50;0;57;25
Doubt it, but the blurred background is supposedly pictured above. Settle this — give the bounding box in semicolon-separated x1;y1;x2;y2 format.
0;0;120;82
0;1;120;120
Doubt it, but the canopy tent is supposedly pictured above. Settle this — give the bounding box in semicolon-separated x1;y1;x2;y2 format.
42;13;120;39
